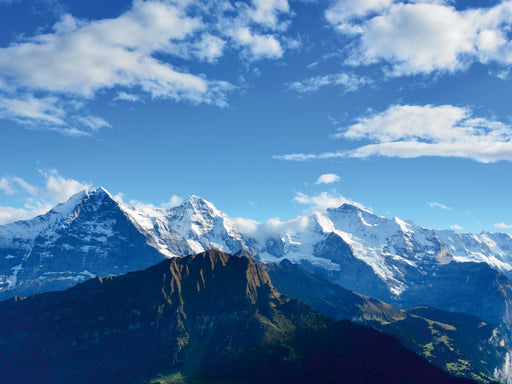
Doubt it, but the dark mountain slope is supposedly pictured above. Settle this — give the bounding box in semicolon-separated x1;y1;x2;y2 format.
0;250;473;384
266;259;505;383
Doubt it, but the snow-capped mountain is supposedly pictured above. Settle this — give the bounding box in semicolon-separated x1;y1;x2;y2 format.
122;195;254;257
0;187;164;300
2;186;512;333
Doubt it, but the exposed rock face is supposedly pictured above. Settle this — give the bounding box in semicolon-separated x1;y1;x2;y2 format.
0;250;475;384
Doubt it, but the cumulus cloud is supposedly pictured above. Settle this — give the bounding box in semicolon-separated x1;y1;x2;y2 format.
450;224;463;230
315;174;340;184
43;170;91;203
231;27;284;60
495;222;512;229
326;0;512;76
250;0;290;29
0;170;91;224
276;104;512;163
233;214;312;244
0;4;206;97
162;195;184;209
294;191;366;212
192;34;226;62
0;0;293;132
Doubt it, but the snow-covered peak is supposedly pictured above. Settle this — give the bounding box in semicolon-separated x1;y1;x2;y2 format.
177;195;220;216
330;202;374;215
326;203;388;231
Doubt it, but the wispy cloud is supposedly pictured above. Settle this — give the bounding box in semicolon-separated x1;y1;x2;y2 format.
114;92;141;102
326;0;512;76
450;224;463;230
495;222;512;229
428;201;451;210
128;194;184;211
287;72;371;94
0;170;91;224
315;174;340;185
0;178;15;195
275;104;512;163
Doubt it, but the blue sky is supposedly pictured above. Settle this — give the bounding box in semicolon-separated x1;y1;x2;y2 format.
1;0;512;233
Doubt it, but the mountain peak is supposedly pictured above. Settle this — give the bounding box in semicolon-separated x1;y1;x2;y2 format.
335;202;374;214
129;248;280;310
182;194;216;210
172;195;223;221
51;186;118;216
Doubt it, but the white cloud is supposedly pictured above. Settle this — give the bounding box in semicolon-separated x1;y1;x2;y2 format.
326;0;393;34
0;205;51;225
0;3;206;98
427;201;451;210
232;27;284;60
294;191;366;211
0;0;297;131
0;94;65;126
495;222;512;229
0;171;91;224
128;194;184;211
0;178;15;195
233;214;312;244
234;191;368;241
326;0;512;76
450;224;463;230
114;92;141;102
287;72;371;93
250;0;290;29
276;104;512;163
315;174;340;184
43;170;91;203
74;115;111;131
162;195;184;209
192;34;226;63
12;177;39;196
0;0;282;132
273;151;344;161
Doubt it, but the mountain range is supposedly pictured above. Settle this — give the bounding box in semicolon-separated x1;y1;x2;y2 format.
2;187;512;329
1;187;512;382
0;249;477;384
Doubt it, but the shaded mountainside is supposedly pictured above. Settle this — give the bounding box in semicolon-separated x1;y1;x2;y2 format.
266;259;506;383
0;187;164;300
0;250;474;384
